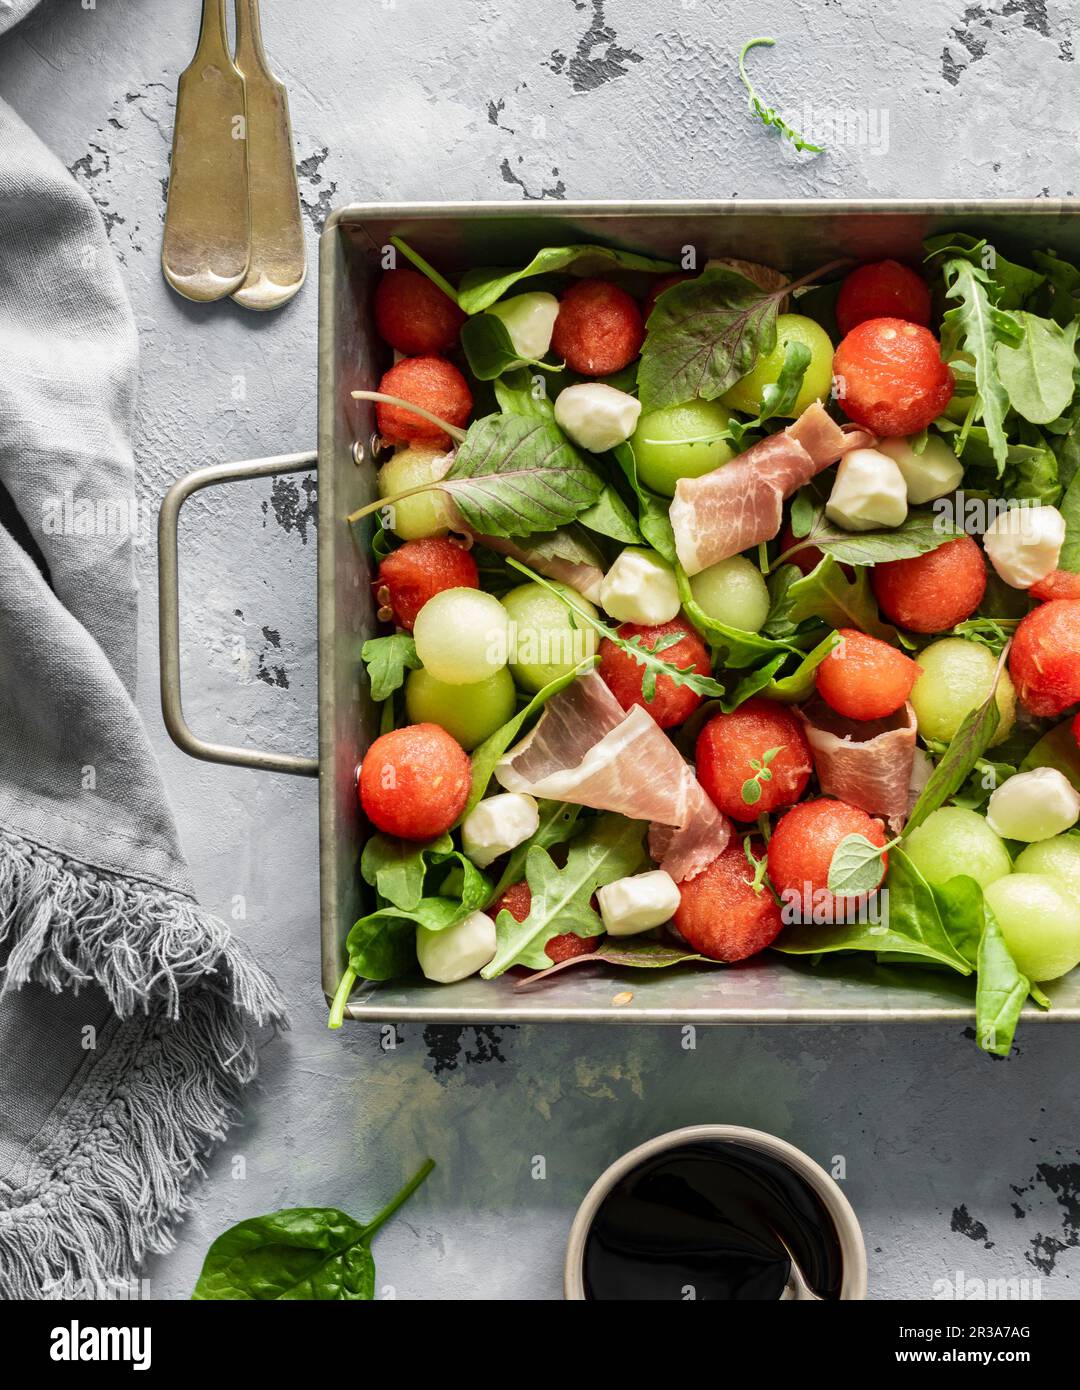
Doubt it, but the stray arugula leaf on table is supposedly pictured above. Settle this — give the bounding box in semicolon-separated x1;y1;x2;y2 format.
737;37;824;153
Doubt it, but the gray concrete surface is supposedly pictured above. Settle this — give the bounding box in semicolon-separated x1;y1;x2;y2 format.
2;0;1079;1301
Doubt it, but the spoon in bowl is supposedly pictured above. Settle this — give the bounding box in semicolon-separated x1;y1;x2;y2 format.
774;1230;823;1301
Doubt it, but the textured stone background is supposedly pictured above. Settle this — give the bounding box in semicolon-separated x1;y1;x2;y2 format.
2;0;1079;1300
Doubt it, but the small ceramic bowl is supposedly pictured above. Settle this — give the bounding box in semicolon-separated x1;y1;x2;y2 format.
564;1123;868;1300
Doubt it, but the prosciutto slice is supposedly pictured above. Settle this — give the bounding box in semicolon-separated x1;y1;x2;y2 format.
798;698;918;829
668;402;874;575
472;531;605;604
495;671;730;879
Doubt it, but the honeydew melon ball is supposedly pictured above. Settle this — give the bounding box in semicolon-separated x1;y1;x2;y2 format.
902;807;1012;890
1014;835;1080;902
910;638;1016;749
376;445;456;539
720;314;835;418
688;555;770;633
630;399;736;497
501;581;598;692
413;588;509;685
983;873;1080;981
405;666;516;750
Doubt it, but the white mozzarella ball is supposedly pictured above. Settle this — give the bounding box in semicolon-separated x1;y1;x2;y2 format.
596;869;681;936
877;434;964;505
416;910;497;984
825;448;909;532
599;547;681;625
487;292;560;363
985;768;1080;843
461;793;540;869
554;383;643;454
982;504;1065;588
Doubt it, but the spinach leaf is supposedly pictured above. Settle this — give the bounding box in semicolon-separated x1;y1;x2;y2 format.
361;634;421;703
610;440;677;562
1058;454;1080;574
483;815;648;976
494;366;556;419
460;312;543;380
996;312;1079;425
905;644;1007;833
577;485;643;545
516;936;719;988
778;508;963;568
931;874;983;970
192;1159;434;1300
976;901;1029;1057
360;831;453;911
458;245;676;315
677;564;802;668
465;662;592;815
720;630;840;710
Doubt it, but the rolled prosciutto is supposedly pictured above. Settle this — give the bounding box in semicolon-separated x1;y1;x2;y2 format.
797;697;918;828
668;402;873;575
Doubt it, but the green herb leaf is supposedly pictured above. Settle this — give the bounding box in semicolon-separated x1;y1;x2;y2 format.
460;312;544;380
360;830;453;911
577;485;644;545
995;311;1079;425
488;800;582;906
1058;446;1080;573
723;630;841;711
192;1160;434;1300
457;244;676;316
976;901;1029;1057
779;508;964;568
773;555;899;644
905;643;1007;833
483;816;648;976
827;833;890;896
610;440;677;562
438;414;605;537
389;234;460;304
361;634;421;702
737;37;824;153
515;937;717;988
741;777;763;805
494;366;557;420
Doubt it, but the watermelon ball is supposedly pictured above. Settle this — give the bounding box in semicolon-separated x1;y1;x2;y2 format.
551;279;645;377
642;272;695;322
492;881;602;963
671;841;784;962
374;268;465;355
835;260;932;337
375;356;473;447
767;799;888;914
814;628;922;721
376;537;479;632
598;618;710;729
694;696;813;822
871;534;987;633
1030;569;1080;602
1009;599;1080;718
832;318;954;436
357;723;471;841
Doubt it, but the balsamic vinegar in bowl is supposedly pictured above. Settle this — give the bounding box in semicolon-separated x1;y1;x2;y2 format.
582;1140;844;1300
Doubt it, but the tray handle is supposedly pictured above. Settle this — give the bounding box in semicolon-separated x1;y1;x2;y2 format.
158;450;320;777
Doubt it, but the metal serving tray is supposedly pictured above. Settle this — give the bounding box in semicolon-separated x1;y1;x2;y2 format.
160;199;1080;1026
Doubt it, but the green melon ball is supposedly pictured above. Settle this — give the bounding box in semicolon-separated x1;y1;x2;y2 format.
413;587;509;685
405;666;516;751
903;808;1012;890
501;581;598;692
630;399;736;497
1014;835;1080;902
910;638;1016;749
720;314;834;418
984;873;1080;982
376;445;456;539
688;555;770;633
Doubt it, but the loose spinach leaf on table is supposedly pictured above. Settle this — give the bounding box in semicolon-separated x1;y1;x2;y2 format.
361;634;421;702
483;815;648;976
457;244;676;315
192;1159;434;1300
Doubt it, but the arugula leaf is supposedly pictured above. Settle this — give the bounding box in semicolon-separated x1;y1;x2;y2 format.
516;937;717;989
929;250;1018;471
361;634;421;702
192;1159;433;1300
457;244;676;316
509;558;725;700
488;800;582;905
721;341;811;447
465;662;592;815
483;816;648;976
737;37;824;153
777;509;964;568
610;441;677;562
905;644;1008;833
996;312;1079;425
774;555;899;644
360;831;452;911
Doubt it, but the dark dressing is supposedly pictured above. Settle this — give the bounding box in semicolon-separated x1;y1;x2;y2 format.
582;1141;844;1300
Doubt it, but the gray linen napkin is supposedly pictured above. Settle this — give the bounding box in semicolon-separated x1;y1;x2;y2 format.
0;13;286;1297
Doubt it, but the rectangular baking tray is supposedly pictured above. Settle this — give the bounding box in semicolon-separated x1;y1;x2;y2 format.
316;199;1080;1024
